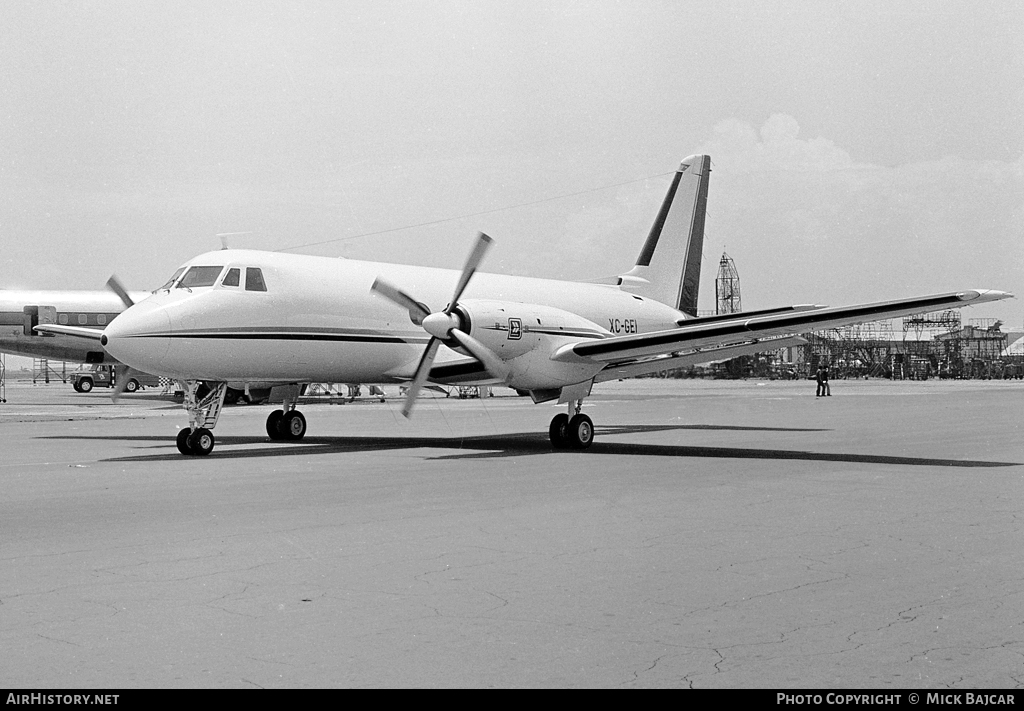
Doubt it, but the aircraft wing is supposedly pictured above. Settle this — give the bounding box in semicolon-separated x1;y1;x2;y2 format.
33;324;105;340
593;335;808;382
554;290;1013;366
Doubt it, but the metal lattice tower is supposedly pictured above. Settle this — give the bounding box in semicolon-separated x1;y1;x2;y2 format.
715;252;742;315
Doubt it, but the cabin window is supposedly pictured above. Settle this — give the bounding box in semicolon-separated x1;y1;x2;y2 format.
245;268;267;292
177;266;224;289
59;313;69;325
158;267;186;290
78;314;88;325
222;268;240;287
97;314;107;325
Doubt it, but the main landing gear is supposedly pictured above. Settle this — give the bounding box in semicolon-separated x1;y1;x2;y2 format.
265;384;307;441
549;399;594;450
266;409;307;440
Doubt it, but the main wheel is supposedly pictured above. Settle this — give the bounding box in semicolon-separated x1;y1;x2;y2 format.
549;413;570;449
188;427;215;456
125;379;140;393
79;378;93;392
176;427;192;455
266;409;285;439
281;410;307;440
567;414;594;449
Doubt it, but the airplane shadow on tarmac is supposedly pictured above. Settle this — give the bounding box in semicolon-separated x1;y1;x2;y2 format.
41;423;1021;468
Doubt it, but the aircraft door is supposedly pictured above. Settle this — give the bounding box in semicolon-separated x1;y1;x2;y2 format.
23;305;57;336
22;306;37;336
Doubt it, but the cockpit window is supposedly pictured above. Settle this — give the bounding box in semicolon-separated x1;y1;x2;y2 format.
158;267;186;290
177;266;224;288
222;268;240;287
245;267;267;292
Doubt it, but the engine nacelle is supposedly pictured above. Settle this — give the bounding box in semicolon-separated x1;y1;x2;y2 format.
454;299;610;390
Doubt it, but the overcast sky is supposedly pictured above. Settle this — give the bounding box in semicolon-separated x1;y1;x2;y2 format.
1;1;1021;327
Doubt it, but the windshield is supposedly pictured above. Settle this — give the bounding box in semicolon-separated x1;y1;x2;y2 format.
177;266;225;289
157;267;185;290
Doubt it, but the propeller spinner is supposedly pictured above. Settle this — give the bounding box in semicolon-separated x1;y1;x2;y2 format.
371;232;510;417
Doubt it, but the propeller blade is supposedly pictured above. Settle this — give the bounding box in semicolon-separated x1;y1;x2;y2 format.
106;275;135;309
387;232;499;417
111;364;136;403
447;232;492;313
449;329;510;382
401;337;441;418
371;278;430;324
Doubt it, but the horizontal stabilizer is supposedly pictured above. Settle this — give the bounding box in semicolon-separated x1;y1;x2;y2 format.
675;304;823;327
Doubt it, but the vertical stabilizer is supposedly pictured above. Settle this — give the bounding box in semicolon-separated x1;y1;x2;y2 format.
618;155;710;316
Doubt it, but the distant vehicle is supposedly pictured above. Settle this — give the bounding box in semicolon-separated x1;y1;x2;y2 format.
71;363;161;393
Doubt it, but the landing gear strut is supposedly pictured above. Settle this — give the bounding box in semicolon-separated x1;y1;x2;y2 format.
176;380;227;456
549;399;594;450
266;384;307;441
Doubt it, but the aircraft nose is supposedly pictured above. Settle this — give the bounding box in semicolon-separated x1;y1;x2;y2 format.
101;301;173;374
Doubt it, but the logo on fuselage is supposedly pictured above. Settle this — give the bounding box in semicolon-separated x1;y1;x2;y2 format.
508;318;522;340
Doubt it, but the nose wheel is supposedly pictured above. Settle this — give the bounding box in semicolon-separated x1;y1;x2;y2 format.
176;427;215;456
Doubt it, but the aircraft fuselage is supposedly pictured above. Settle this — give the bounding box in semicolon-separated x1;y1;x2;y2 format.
102;249;686;387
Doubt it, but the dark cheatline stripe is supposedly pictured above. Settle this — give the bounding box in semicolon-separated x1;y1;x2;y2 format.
574;294;960;358
130;331;427;344
527;328;606;339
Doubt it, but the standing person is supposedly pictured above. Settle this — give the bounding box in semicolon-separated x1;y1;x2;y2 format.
815;365;825;397
822;363;831;396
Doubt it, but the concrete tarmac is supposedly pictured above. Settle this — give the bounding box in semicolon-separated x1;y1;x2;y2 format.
1;378;1022;688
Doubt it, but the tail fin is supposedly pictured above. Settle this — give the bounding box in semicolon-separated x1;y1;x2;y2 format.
618;154;710;316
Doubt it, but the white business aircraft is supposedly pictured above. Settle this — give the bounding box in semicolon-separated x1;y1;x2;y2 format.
37;155;1012;456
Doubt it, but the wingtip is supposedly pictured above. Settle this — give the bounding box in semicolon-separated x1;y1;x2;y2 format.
957;289;1014;303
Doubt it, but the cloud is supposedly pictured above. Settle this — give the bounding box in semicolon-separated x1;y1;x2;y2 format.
703;114;860;175
693;115;1023;322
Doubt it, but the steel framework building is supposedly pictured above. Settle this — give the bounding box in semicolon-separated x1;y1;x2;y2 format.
715;253;742;315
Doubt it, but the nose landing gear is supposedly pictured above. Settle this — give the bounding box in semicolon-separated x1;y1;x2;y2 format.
175;381;228;456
